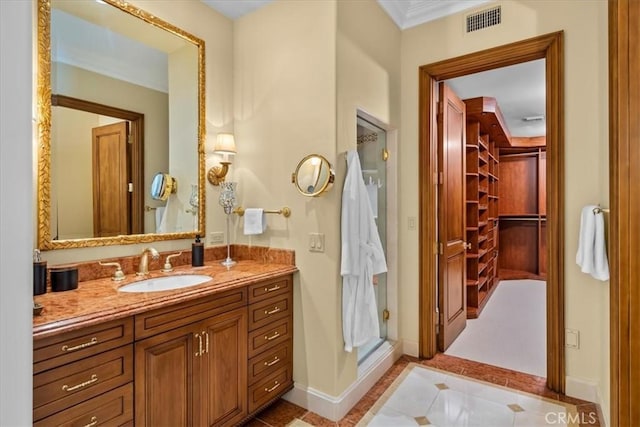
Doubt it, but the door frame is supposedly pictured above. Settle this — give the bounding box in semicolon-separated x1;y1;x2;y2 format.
609;0;639;424
51;94;144;234
418;31;565;392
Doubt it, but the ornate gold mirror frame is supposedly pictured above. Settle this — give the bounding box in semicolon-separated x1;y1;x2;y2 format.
36;0;206;250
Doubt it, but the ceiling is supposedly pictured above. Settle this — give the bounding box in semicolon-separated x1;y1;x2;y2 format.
200;0;545;138
200;0;491;28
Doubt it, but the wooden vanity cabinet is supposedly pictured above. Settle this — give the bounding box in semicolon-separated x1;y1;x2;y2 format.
34;273;295;427
33;318;134;425
246;276;294;414
134;307;247;427
133;287;249;427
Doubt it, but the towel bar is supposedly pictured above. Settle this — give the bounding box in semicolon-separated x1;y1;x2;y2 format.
233;206;291;218
593;206;610;214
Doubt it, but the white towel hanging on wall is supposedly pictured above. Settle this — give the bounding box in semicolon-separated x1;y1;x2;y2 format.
244;208;266;235
576;205;609;281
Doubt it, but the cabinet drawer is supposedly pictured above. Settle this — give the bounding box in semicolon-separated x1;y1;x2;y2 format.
35;383;133;427
248;292;292;331
34;318;133;374
135;288;247;339
34;345;133;421
248;339;292;386
248;318;292;358
248;276;292;304
248;366;293;414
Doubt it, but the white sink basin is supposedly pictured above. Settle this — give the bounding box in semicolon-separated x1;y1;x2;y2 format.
118;274;212;293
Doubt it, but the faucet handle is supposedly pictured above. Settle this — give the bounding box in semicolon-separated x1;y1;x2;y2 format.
99;261;125;281
162;252;183;273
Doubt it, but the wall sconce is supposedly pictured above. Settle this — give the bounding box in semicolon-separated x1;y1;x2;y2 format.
207;133;237;185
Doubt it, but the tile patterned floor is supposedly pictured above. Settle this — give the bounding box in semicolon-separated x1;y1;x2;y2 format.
245;354;601;427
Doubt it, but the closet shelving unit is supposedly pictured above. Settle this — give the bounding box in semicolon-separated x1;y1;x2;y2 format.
497;146;547;279
464;97;508;319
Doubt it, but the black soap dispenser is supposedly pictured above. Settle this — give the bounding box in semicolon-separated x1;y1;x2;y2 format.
192;235;204;267
33;249;47;295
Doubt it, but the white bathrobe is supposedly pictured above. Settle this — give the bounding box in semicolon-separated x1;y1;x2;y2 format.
341;150;387;352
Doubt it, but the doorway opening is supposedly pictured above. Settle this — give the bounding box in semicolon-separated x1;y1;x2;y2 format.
418;32;565;392
437;60;548;378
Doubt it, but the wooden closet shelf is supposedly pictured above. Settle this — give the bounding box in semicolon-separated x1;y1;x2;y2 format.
466;172;479;177
478;262;489;273
479;204;488;210
466;200;479;204
478;235;488;243
466;144;479;151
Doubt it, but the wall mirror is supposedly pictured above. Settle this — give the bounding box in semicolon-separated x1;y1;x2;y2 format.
37;0;205;249
291;154;335;197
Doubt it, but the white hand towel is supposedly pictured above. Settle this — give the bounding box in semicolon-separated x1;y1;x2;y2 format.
244;208;266;235
576;205;609;281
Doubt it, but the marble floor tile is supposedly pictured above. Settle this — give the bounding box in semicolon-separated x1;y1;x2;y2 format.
245;354;600;427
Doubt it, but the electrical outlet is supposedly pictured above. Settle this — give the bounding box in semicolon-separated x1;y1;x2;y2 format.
408;216;417;230
309;233;325;252
210;232;224;245
565;328;580;349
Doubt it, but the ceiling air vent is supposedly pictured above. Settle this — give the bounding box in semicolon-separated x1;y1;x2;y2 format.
466;6;501;33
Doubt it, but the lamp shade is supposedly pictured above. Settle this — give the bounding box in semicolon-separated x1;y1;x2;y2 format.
214;133;237;155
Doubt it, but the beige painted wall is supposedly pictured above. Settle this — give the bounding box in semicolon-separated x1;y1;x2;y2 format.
50;107;95;238
232;0;400;396
399;0;609;421
39;0;233;264
233;0;341;395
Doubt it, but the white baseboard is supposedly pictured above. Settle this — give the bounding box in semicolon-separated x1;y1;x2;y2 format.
596;386;609;427
283;340;402;421
565;376;598;403
402;339;419;357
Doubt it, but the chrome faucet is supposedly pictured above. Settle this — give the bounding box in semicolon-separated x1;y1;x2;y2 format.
137;247;159;276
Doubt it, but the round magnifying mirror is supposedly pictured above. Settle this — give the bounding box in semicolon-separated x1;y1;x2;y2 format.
150;172;177;201
291;154;335;197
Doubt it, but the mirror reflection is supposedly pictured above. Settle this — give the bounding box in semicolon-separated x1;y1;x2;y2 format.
292;154;335;197
38;0;205;249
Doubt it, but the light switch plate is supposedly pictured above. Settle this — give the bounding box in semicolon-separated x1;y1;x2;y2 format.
309;233;325;252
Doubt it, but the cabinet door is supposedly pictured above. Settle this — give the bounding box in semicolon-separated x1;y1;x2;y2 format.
135;324;200;427
198;307;248;427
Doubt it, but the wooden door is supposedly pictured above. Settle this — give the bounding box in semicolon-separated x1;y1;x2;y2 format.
198;307;248;427
437;82;467;351
135;323;199;426
92;121;130;237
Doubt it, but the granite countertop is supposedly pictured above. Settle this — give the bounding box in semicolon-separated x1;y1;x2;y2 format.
33;260;297;340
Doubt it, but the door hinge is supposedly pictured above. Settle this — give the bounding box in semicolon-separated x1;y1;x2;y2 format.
128;183;133;192
439;312;444;325
439;242;444;255
382;148;389;162
382;309;390;321
127;133;132;144
439;172;444;185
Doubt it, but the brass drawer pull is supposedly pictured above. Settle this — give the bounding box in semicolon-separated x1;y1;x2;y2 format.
194;333;202;357
264;381;280;393
264;285;281;293
203;331;209;354
62;374;98;392
264;331;280;341
61;337;98;352
264;307;281;315
83;416;98;427
264;356;280;367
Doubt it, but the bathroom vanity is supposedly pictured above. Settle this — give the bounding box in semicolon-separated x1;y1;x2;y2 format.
33;260;296;426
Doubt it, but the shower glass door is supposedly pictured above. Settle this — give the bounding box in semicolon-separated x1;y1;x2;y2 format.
356;116;388;364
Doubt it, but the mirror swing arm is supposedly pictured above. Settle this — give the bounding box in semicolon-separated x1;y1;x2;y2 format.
36;0;206;250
